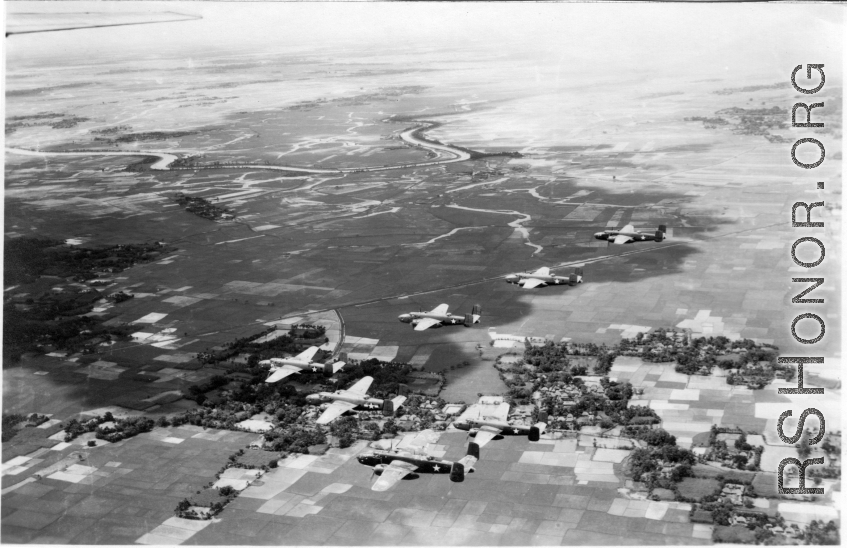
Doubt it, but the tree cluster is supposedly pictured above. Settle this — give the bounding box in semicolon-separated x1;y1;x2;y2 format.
174;193;235;221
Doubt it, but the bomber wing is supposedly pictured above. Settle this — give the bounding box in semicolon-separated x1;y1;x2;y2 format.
429;303;450;315
371;460;418;492
294;346;321;362
346;376;374;395
613;234;632;245
472;425;502;448
531;267;550;276
620;224;635;233
315;400;357;425
265;365;302;383
414;317;442;331
521;278;547;289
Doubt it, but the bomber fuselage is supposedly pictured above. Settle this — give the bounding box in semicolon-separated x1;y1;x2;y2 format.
593;230;657;242
260;357;320;372
306;391;384;408
357;450;454;474
453;417;532;435
397;311;463;326
505;273;570;285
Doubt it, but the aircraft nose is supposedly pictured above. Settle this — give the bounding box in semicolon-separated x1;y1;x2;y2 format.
398;314;412;323
593;232;603;239
505;275;518;283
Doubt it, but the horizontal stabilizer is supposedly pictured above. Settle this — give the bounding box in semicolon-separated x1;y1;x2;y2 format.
528;422;547;442
456;454;478;472
323;360;346;376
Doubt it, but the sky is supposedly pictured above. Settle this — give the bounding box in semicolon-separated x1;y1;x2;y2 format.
5;2;844;83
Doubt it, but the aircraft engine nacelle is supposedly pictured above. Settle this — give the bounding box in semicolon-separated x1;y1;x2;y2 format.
398;314;413;324
594;232;609;241
373;464;386;476
654;230;664;242
450;461;465;482
467;428;479;437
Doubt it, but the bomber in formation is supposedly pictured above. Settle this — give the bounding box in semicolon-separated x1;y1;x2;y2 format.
505;266;584;289
306;376;407;425
452;411;549;447
594;224;668;245
398;303;482;331
260;346;346;383
357;441;481;491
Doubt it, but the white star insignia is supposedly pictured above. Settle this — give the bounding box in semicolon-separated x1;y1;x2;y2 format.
433;465;440;471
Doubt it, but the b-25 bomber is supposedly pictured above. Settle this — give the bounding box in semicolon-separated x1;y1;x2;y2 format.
307;376;407;425
452;411;549;447
259;346;346;383
399;303;482;331
594;224;667;245
505;267;584;289
358;441;480;491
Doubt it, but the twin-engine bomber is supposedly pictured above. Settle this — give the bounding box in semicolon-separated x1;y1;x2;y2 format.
259;346;346;383
357;441;481;491
306;376;407;425
505;267;584;289
594;224;667;245
399;303;482;331
452;411;549;447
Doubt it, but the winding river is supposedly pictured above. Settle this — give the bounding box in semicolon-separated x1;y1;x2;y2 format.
4;122;470;175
